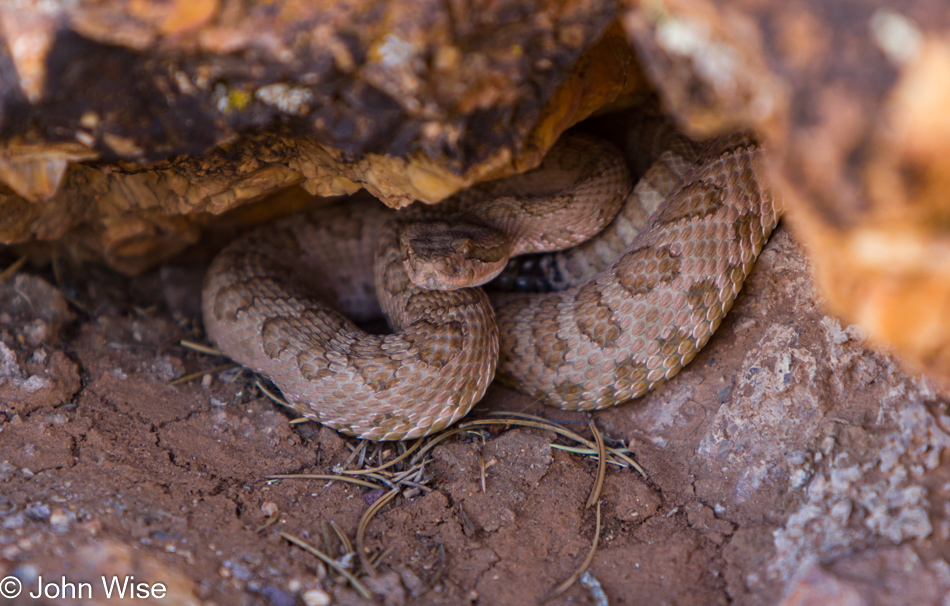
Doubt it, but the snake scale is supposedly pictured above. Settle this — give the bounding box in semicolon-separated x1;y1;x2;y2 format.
202;123;780;440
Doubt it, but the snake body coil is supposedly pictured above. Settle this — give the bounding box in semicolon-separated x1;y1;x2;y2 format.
203;126;779;440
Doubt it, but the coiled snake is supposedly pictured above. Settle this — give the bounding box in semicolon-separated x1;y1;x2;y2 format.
202;123;780;440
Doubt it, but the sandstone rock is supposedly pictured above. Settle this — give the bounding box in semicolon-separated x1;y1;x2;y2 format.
620;0;950;384
0;2;644;272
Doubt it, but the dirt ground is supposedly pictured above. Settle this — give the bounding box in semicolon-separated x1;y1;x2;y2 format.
2;224;950;606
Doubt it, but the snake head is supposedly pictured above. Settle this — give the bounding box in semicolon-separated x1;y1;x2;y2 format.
400;221;512;291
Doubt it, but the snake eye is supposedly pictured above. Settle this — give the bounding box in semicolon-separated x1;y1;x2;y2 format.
460;240;474;256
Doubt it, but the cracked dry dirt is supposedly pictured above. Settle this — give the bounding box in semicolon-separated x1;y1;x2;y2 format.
2;226;950;606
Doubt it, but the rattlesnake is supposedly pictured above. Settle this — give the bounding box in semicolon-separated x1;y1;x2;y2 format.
202;124;779;440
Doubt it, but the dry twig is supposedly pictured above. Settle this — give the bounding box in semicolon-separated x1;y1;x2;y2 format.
169;363;237;386
337;438;424;475
266;474;381;490
279;532;373;599
179;339;223;356
545;501;602;601
586;421;607;509
0;256;27;281
255;511;281;533
356;487;400;576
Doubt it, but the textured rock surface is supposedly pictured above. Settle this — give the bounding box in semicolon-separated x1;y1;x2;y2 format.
0;2;643;272
620;0;950;384
0;274;80;416
779;547;950;606
0;0;624;164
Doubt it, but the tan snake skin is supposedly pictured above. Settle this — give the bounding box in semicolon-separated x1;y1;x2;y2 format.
401;133;631;290
494;131;779;408
203;202;498;441
202;128;780;440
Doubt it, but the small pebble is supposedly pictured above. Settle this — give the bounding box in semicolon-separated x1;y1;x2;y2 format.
50;508;75;531
25;502;50;521
261;585;295;606
363;488;386;505
231;563;251;580
301;588;331;606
